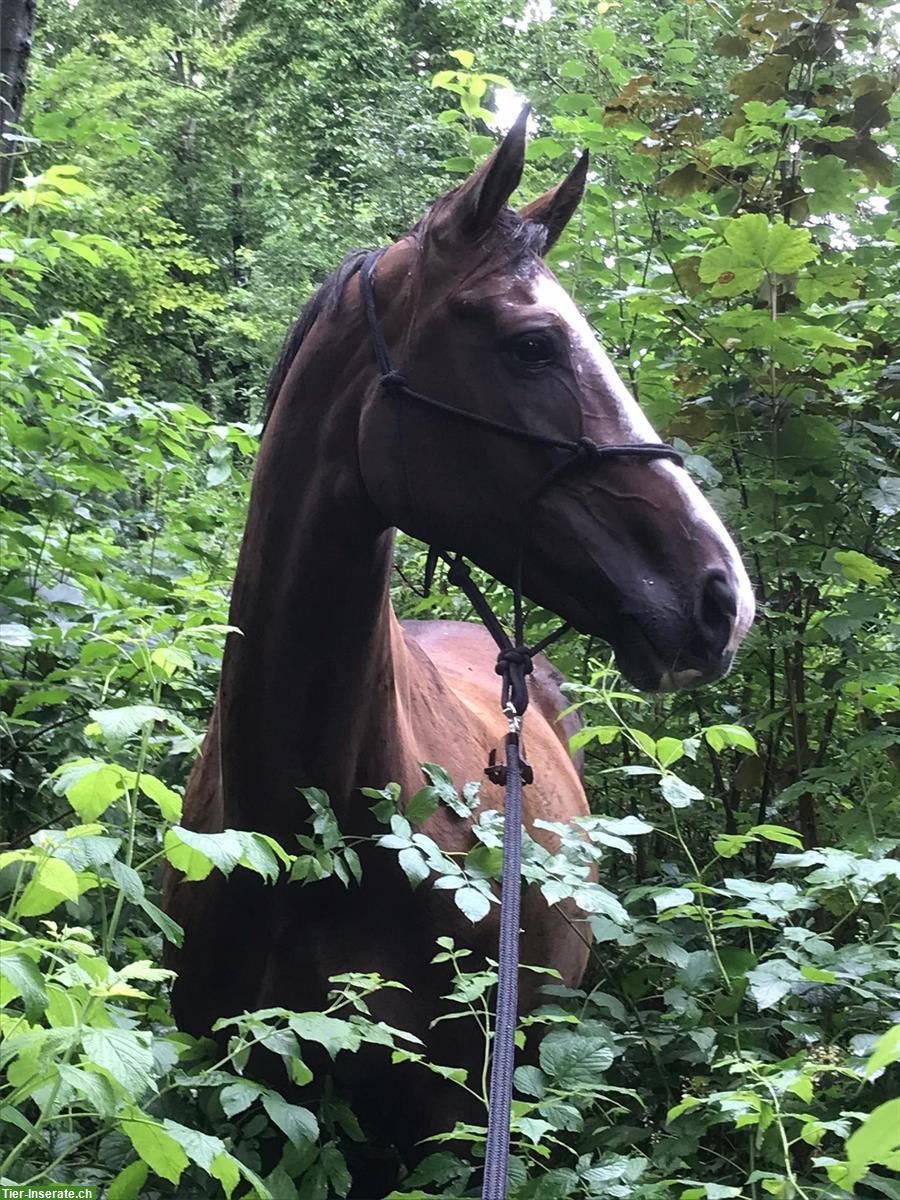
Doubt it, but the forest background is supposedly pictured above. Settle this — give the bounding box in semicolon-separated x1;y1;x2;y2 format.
1;0;899;1197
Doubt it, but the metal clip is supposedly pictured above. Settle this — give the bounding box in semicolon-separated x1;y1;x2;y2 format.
502;701;522;734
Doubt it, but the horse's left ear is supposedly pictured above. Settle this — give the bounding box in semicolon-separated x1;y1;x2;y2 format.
442;106;529;238
519;150;590;253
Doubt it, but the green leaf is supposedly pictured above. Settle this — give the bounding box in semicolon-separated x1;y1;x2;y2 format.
57;1064;118;1119
587;26;615;51
55;759;131;822
404;787;439;825
526;137;566;161
659;775;704;809
119;1104;189;1185
422;762;472;817
449;49;474;68
18;856;81;915
107;1160;148;1200
656;737;684;768
86;704;167;741
219;1080;264;1118
749;824;803;849
164;827;244;880
838;1099;900;1187
540;1032;614;1085
138;774;182;822
82;1027;155;1098
455;885;491;923
699;215;817;295
705;724;757;754
835;550;891;585
654;887;694;913
0;622;34;648
444;156;475;174
866;1026;900;1078
261;1091;319;1144
210;1153;242;1199
163;1118;228;1171
802;155;860;216
0;951;48;1019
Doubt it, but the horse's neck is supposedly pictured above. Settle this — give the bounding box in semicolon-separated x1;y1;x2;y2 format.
217;302;416;834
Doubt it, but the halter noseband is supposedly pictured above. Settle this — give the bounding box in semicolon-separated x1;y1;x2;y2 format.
358;246;683;716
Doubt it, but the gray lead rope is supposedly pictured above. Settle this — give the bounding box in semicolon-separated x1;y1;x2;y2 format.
359;247;683;1199
482;727;525;1200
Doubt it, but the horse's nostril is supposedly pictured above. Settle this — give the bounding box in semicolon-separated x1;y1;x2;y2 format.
697;570;737;653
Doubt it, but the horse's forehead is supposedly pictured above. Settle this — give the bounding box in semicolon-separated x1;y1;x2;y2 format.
526;266;658;440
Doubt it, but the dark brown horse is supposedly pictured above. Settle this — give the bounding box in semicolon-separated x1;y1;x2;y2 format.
164;113;754;1191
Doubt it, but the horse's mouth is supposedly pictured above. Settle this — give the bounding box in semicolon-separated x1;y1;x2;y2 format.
609;616;733;693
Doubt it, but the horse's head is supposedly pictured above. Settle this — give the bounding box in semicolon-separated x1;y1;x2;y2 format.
359;111;754;690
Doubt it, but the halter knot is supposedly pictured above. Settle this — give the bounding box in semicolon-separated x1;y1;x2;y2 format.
380;369;408;391
495;646;534;676
575;436;601;460
495;645;533;719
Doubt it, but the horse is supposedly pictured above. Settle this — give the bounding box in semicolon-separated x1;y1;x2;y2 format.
163;110;754;1193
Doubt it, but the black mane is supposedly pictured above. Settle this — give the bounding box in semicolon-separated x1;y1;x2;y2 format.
262;248;376;428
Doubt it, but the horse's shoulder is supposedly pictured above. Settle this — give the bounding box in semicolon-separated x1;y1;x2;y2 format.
400;618;583;774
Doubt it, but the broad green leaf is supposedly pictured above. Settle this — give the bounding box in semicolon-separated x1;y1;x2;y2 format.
17;856;81;915
654;887;694;913
119;1105;189;1185
540;1032;614;1085
659;775;703;809
455;885;491;923
704;724;757;754
86;704;167;741
866;1026;900;1078
0;951;48;1019
107;1160;148;1200
163;1118;228;1171
82;1027;155;1098
138;774;182;822
55;759;131;822
261;1091;319;1144
834;550;891;585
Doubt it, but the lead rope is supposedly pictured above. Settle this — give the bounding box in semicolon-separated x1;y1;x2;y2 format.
358;247;683;1199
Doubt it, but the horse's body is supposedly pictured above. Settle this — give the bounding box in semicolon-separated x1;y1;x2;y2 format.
164;113;754;1193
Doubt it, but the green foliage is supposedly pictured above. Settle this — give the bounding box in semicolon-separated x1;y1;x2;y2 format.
2;0;899;1195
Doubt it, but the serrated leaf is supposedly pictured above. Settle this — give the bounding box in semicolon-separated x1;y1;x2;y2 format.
86;704;167;741
540;1032;614;1085
83;1027;155;1098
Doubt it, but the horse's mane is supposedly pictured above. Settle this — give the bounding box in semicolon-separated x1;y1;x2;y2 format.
261;209;546;430
263;248;378;428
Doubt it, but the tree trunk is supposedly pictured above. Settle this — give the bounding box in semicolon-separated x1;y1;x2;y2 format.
0;0;36;192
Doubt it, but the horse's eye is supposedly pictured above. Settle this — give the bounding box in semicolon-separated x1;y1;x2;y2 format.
508;332;556;368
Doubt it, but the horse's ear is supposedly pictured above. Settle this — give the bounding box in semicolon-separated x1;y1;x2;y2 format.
519;150;589;253
442;106;529;238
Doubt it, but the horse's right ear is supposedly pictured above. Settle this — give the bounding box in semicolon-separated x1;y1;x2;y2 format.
437;106;529;239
